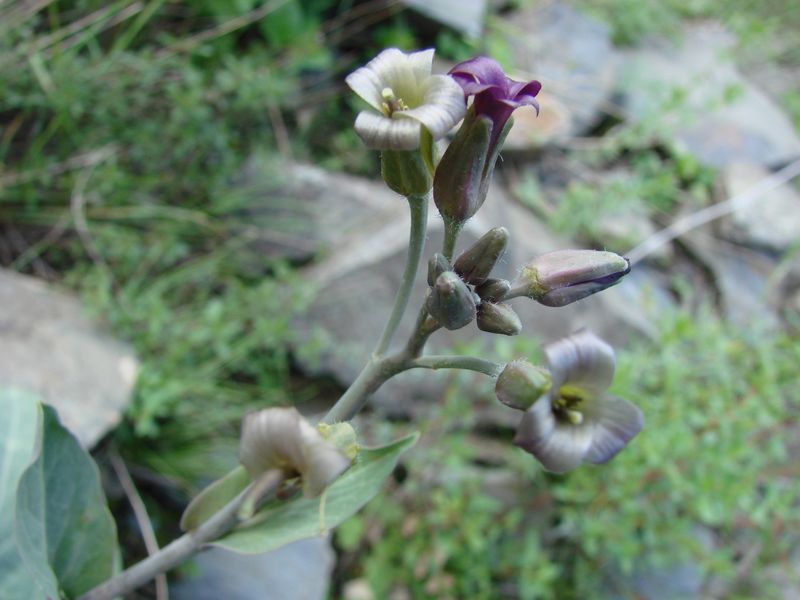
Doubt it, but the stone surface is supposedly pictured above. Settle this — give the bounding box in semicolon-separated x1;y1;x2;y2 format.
718;161;800;253
404;0;486;39
498;2;619;145
618;23;800;168
172;538;334;600
0;269;138;448
289;164;674;410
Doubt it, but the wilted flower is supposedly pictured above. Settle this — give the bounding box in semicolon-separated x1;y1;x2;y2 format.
512;249;630;307
434;57;541;223
346;48;466;151
513;330;644;473
239;407;351;498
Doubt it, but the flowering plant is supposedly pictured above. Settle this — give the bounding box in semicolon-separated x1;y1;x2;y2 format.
5;48;642;600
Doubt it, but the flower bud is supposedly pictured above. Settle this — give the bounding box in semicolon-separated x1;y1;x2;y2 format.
426;271;476;330
381;148;433;196
477;302;522;336
495;360;551;411
239;407;351;498
433;110;510;225
475;278;511;302
427;252;452;286
453;227;509;285
516;250;630;307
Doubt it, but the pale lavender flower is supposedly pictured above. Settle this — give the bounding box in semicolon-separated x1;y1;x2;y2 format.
513;330;644;473
346;48;466;150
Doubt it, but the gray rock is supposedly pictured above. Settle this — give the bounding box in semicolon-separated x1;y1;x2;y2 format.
718;161;800;253
404;0;486;39
289;164;674;410
498;2;620;145
618;23;800;168
0;269;138;448
172;538;334;600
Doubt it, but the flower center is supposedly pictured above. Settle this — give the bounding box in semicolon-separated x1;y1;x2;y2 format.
553;388;585;425
381;87;409;116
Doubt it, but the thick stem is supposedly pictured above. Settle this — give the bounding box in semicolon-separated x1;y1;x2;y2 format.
321;356;403;423
79;470;284;600
408;355;502;377
374;192;430;355
442;218;461;261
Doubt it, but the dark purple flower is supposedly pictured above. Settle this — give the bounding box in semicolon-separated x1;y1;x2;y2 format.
449;57;541;150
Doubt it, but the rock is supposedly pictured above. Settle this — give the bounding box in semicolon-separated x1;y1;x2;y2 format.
618;23;800;168
498;3;619;144
718;161;800;253
0;269;138;448
404;0;486;39
343;578;375;600
172;538;334;600
680;230;780;329
288;163;674;411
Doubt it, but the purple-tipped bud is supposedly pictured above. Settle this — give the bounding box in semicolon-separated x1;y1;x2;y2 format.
495;360;551;411
516;250;630;307
475;278;511;302
426;271;476;330
453;227;509;285
427;252;452;286
477;302;522;336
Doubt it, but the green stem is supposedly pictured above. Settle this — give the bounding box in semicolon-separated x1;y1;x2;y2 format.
442;218;461;261
374;192;430;356
408;355;502;377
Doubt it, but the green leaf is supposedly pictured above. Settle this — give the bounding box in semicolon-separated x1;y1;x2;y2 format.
180;466;251;531
0;389;44;600
213;433;418;554
15;405;119;599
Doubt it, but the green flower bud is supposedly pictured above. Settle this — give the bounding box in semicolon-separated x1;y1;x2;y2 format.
495;360;551;411
426;271;476;330
427;252;452;286
514;250;630;307
475;278;511;302
477;302;522;336
453;227;509;285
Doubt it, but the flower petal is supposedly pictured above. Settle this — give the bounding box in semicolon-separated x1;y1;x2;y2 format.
514;398;593;473
396;74;466;138
584;394;644;464
545;329;615;395
354;111;421;150
449;56;509;89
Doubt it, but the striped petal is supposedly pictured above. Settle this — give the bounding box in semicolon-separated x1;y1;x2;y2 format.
354;111;421;150
545;329;615;396
584;395;644;464
396;74;466;139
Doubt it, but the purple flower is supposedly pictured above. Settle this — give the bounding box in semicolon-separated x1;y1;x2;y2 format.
449;56;541;151
513;330;644;473
433;58;541;224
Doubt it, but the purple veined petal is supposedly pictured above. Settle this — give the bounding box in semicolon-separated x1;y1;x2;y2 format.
450;74;499;96
395;74;466;139
508;79;542;100
538;277;620;307
514;398;594;473
544;329;616;396
583;395;645;464
354;111;421;150
449;56;509;88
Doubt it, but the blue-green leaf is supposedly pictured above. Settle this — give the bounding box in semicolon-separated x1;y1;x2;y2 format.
0;389;44;600
15;405;119;598
213;432;418;554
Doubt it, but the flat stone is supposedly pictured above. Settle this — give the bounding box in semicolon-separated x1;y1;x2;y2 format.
498;3;619;144
618;23;800;168
172;538;334;600
0;269;138;448
718;161;800;253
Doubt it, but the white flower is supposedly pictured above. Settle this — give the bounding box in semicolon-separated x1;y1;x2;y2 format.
239;407;351;497
513;330;644;473
346;48;466;150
